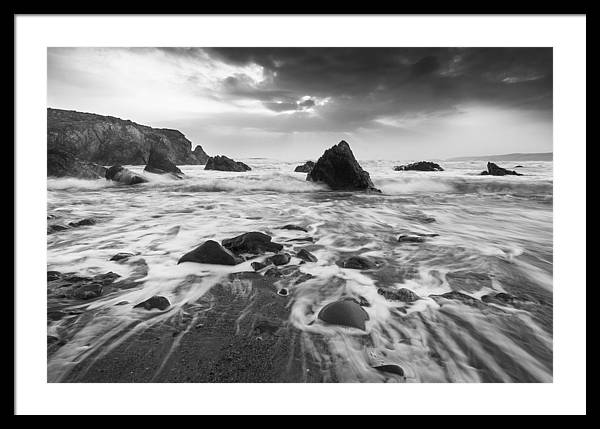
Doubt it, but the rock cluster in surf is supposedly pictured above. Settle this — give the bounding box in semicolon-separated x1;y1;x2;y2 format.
394;161;444;171
480;162;523;176
204;155;251;172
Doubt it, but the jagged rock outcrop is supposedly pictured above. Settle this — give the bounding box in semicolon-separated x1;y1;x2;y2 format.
105;165;148;185
144;150;183;177
47;108;208;167
307;141;380;192
192;145;210;164
47;148;107;179
480;162;523;176
294;161;315;173
204;155;251;172
393;161;444;171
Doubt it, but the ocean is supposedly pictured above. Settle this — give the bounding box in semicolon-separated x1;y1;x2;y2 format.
47;159;553;382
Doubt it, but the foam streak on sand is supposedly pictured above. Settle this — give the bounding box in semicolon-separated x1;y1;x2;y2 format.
47;159;553;382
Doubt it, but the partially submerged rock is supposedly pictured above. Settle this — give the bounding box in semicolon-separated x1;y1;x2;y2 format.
307;141;380;192
47;271;120;301
134;295;170;311
222;232;283;255
110;252;134;262
144;150;183;177
318;298;370;330
204;155;251;172
68;218;96;228
394;161;443;172
397;234;426;243
266;253;291;266
47;271;61;281
446;271;492;293
264;267;282;278
377;287;420;303
286;237;314;243
294;161;315;173
429;291;483;307
72;283;103;300
178;240;243;265
280;224;308;232
296;249;318;263
105;165;148;185
340;256;376;270
481;292;519;306
480;162;523;176
47;148;107;179
251;261;268;271
47;224;69;234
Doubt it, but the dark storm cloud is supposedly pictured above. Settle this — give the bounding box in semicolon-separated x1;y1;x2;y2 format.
197;47;552;131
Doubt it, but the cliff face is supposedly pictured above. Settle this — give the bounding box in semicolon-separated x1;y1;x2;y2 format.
47;108;209;165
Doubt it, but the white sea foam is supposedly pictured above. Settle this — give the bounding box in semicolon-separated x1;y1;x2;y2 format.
47;158;553;382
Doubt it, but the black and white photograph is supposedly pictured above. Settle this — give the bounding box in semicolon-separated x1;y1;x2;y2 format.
15;14;586;415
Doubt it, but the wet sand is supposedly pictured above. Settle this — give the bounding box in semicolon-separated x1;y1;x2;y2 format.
53;272;334;383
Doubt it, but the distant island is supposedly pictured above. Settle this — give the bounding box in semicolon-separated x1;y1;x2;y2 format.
446;152;553;162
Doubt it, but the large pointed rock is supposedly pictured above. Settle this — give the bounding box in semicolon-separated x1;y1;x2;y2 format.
105;165;148;185
178;240;242;265
307;141;380;192
144;150;183;177
204;155;251;172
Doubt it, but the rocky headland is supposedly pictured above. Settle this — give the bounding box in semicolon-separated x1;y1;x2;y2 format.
47;108;209;171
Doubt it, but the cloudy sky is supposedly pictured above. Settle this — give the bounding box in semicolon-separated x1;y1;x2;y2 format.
48;47;552;161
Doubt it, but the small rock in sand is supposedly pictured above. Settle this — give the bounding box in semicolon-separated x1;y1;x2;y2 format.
318;298;370;330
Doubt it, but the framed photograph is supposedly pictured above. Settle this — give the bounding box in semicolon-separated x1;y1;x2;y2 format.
14;14;586;415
